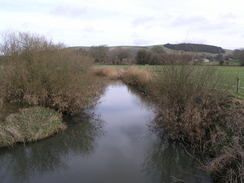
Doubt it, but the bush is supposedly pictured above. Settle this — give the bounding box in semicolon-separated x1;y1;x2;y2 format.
216;54;224;65
156;67;243;182
239;51;244;66
0;32;102;114
89;46;108;63
136;49;193;65
136;50;152;65
150;45;165;54
122;65;244;182
107;48;133;65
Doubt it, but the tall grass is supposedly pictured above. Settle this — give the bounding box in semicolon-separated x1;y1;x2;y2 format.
91;66;123;80
92;66;153;87
119;65;243;183
121;67;153;93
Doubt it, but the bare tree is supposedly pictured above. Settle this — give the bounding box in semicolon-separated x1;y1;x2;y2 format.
89;46;108;63
108;48;132;64
0;32;64;56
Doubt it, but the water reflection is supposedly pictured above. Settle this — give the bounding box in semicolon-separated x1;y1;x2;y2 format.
143;139;212;183
0;113;103;183
0;83;211;183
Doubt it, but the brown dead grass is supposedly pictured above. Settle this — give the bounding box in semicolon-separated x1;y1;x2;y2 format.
91;67;124;80
205;145;244;183
115;65;244;183
121;67;153;87
92;66;153;88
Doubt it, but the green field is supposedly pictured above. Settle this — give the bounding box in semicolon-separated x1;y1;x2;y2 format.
97;65;244;99
215;66;244;98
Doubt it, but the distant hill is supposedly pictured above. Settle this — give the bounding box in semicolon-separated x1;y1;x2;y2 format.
70;43;229;56
164;43;225;54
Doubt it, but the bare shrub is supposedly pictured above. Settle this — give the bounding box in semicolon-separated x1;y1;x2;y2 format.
136;49;193;65
161;52;193;65
205;144;244;183
122;64;243;182
136;50;152;65
107;48;134;65
89;46;108;63
0;32;103;114
152;66;244;182
0;32;63;56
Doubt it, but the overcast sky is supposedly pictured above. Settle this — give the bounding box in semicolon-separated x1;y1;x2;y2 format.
1;0;244;49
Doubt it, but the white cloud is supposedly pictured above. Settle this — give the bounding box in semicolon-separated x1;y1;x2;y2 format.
0;0;244;49
50;5;87;18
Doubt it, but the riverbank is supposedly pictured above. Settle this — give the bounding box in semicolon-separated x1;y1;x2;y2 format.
0;32;107;148
92;66;244;183
95;64;244;99
0;107;67;148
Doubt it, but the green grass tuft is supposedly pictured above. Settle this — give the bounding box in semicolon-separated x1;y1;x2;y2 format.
0;107;66;148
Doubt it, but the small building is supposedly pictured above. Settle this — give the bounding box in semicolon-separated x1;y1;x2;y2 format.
202;58;210;63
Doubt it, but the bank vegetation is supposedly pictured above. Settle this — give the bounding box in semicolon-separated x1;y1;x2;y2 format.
0;32;105;147
92;65;244;183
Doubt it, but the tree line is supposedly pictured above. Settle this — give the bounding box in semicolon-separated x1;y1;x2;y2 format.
81;45;244;66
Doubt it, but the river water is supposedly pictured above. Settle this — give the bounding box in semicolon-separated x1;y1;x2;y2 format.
0;83;212;183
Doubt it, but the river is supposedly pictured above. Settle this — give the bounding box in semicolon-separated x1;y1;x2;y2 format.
0;83;212;183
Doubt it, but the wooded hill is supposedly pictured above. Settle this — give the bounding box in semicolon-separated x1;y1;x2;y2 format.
164;43;225;54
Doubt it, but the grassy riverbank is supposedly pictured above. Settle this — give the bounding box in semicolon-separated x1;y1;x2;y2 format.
92;65;244;183
0;107;66;148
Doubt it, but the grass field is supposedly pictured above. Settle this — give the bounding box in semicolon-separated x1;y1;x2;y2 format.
96;64;244;99
215;66;244;98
